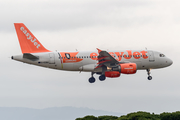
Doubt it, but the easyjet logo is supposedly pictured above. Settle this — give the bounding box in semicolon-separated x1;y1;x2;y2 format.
90;50;148;61
110;50;148;61
20;27;40;49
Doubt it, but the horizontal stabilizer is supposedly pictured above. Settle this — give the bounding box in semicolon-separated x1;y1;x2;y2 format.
23;53;39;60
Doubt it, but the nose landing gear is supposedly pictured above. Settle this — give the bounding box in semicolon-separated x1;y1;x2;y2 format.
147;69;152;80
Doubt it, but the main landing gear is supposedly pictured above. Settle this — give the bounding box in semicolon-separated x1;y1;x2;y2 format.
147;69;152;80
88;72;106;83
99;66;106;81
89;72;95;83
99;74;106;81
89;77;95;83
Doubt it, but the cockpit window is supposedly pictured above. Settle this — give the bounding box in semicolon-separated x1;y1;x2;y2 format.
160;54;165;57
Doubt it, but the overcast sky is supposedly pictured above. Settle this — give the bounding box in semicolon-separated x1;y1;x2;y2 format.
0;0;180;114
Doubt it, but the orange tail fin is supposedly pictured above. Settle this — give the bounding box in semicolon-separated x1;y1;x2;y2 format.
14;23;51;53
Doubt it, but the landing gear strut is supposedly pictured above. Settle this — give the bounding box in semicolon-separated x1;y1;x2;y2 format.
89;72;95;83
98;66;107;81
147;69;152;80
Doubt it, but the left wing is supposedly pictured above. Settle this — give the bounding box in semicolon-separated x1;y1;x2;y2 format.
95;48;129;69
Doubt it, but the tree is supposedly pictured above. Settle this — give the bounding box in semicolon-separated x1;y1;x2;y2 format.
98;115;118;120
160;111;180;120
117;111;160;120
76;115;98;120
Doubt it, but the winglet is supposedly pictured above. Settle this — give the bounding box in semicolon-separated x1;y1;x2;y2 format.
14;23;51;53
97;48;102;53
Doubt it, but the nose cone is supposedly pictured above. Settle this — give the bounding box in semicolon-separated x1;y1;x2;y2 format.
167;58;173;66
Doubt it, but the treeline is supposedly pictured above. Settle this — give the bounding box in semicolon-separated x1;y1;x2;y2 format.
76;111;180;120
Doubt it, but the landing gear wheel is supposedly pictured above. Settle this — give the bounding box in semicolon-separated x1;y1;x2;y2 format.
99;75;106;81
89;77;95;83
148;76;152;80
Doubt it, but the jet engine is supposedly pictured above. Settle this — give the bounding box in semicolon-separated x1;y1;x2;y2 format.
105;63;137;78
119;63;137;74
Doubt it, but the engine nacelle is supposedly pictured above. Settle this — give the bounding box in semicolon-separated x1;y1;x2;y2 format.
120;63;137;74
112;63;137;74
105;71;120;78
104;63;137;78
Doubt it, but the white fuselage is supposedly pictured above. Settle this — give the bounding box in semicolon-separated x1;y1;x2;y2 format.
12;50;173;72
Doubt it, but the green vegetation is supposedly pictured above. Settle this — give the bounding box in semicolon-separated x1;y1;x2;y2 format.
76;115;118;120
76;111;180;120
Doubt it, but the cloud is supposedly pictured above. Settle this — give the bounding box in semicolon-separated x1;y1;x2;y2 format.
0;0;153;32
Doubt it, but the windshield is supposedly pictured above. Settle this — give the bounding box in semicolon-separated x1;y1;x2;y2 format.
160;54;165;57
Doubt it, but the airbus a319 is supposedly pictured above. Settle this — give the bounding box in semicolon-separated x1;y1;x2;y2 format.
12;23;173;83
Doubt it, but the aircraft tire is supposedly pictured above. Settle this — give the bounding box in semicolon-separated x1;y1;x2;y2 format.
89;77;95;83
148;76;152;80
99;75;106;81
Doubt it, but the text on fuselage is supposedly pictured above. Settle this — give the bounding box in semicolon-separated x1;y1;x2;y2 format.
90;50;148;61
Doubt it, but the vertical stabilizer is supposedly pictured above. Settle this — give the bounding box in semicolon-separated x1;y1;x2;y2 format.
14;23;50;53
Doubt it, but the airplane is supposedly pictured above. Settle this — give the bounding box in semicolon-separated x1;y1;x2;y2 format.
12;23;173;83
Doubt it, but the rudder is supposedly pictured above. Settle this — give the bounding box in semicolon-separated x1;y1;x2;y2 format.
14;23;50;53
